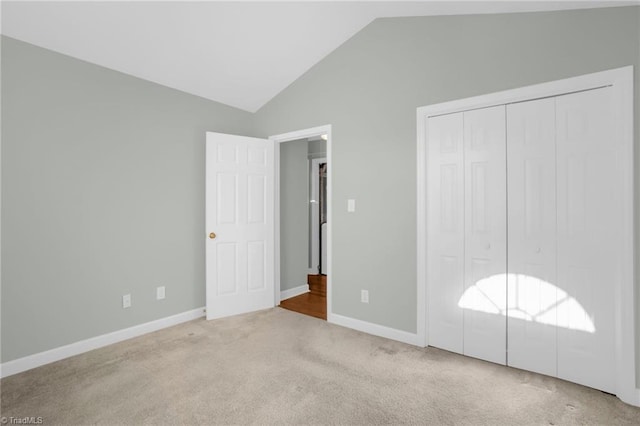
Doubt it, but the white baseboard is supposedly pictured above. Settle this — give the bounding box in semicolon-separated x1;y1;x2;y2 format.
280;284;309;301
0;307;205;378
328;313;421;346
623;388;640;407
612;384;640;407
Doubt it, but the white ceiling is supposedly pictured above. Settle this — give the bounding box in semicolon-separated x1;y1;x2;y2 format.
2;1;638;112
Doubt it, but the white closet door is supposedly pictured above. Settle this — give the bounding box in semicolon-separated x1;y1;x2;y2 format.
462;106;507;365
426;112;464;354
506;98;558;376
556;87;617;393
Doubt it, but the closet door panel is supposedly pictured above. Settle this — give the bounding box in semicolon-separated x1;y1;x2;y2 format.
462;106;507;365
426;113;464;354
506;98;558;377
556;87;617;393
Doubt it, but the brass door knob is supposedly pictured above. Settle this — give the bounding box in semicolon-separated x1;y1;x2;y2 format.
209;232;217;239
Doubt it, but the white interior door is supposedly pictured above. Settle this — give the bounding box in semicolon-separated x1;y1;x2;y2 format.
205;132;275;320
426;112;464;354
506;98;558;377
462;106;507;365
556;87;617;393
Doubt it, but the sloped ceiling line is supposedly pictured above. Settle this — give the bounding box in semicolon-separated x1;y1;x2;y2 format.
2;1;637;112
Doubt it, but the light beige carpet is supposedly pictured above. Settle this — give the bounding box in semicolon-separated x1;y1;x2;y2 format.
2;308;639;425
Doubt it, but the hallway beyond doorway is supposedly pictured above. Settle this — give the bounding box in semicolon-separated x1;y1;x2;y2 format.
279;274;326;320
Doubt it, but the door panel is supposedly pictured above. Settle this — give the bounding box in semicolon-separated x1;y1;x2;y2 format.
462;106;507;365
217;243;238;295
247;175;266;224
206;132;275;319
556;87;617;393
217;173;238;224
426;112;464;354
247;241;266;291
506;98;558;377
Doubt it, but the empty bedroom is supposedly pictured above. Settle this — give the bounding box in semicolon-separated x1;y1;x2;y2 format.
2;1;640;424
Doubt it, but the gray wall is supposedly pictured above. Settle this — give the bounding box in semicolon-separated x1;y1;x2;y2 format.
279;139;309;291
308;139;326;157
1;37;255;362
252;6;640;378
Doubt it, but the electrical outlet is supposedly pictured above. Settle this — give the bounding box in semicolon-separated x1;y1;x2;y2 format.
361;289;369;304
122;294;131;309
156;286;166;300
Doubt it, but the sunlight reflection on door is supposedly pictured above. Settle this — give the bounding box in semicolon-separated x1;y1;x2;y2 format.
458;274;595;333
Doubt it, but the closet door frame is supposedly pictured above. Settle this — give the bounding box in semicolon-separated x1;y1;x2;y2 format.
416;66;636;406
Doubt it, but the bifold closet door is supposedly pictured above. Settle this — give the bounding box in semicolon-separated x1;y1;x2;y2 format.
462;106;507;365
556;87;617;394
506;98;558;377
426;84;624;394
426;112;464;354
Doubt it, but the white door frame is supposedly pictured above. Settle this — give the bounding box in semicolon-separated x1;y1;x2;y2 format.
270;125;332;316
417;66;636;406
309;156;327;274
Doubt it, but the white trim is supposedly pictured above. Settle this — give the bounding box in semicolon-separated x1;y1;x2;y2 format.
326;131;332;318
612;65;637;406
280;284;310;301
416;106;427;348
269;125;332;317
417;66;636;406
307;152;326;160
417;68;629;118
329;313;421;346
0;307;205;378
270;125;332;143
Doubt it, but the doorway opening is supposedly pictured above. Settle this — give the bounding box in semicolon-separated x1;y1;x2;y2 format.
270;126;331;321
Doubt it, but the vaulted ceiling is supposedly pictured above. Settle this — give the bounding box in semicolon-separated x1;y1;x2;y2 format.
2;1;637;112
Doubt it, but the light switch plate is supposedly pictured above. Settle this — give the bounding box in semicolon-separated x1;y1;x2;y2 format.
347;199;356;212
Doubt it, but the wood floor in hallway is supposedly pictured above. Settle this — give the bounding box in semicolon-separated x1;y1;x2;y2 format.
279;292;326;320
